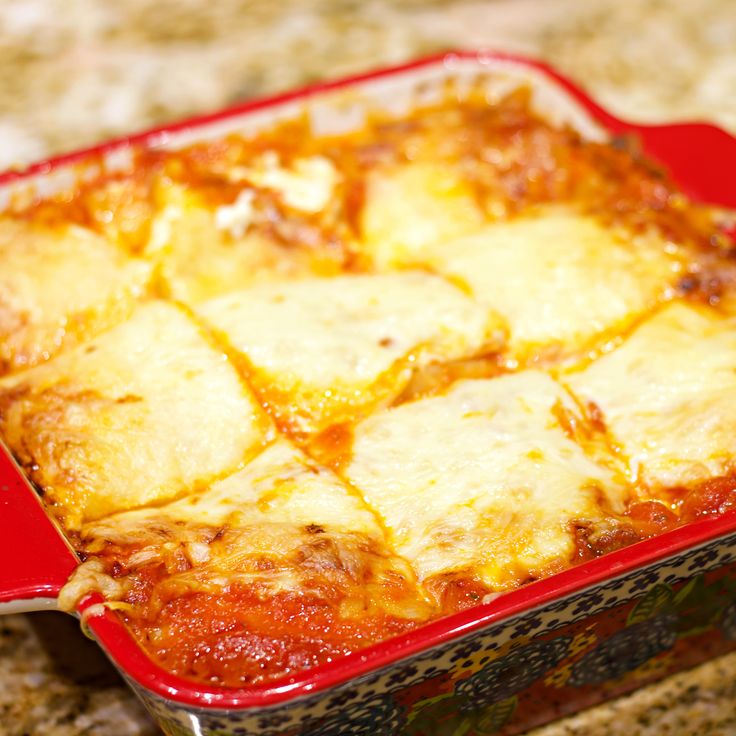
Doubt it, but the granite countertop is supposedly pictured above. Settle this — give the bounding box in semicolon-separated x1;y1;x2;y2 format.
1;0;736;734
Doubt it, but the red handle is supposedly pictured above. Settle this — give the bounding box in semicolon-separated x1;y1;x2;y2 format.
0;443;78;613
615;121;736;210
508;50;736;209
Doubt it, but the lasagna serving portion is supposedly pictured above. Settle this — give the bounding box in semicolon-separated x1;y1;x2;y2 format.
0;84;734;687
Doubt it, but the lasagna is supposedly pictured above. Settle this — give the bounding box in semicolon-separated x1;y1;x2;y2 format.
0;83;733;687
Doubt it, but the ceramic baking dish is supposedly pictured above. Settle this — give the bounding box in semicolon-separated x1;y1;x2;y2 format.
2;51;736;736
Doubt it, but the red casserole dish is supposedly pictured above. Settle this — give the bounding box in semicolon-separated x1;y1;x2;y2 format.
2;50;736;736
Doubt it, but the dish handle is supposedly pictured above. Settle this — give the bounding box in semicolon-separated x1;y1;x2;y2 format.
0;443;78;614
493;51;736;209
609;120;736;210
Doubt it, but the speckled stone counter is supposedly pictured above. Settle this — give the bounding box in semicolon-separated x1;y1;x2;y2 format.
1;1;735;734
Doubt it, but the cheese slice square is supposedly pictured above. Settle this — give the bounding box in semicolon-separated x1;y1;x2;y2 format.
145;179;345;304
360;161;485;269
0;301;273;527
565;301;736;491
65;440;430;685
197;271;505;437
414;209;683;361
345;371;629;607
0;217;152;375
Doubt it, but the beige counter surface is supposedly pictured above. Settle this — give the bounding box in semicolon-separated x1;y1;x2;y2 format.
1;1;735;734
0;0;734;169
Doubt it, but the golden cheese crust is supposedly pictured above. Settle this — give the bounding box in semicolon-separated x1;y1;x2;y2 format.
345;371;630;606
564;301;736;492
0;218;152;375
0;82;733;687
402;208;686;362
63;441;430;686
197;271;504;437
0;301;273;527
145;177;350;304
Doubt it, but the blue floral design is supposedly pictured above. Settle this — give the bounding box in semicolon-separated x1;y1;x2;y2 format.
688;549;720;571
256;712;292;730
572;590;606;614
513;615;544;636
455;635;572;712
630;570;662;593
449;638;486;662
385;664;419;688
568;613;677;687
301;693;405;736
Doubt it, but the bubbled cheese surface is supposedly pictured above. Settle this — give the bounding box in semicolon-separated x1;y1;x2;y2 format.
82;440;427;618
346;371;629;592
0;218;152;375
360;162;485;268
145;181;333;304
565;302;736;491
411;210;684;360
197;271;504;435
0;301;273;527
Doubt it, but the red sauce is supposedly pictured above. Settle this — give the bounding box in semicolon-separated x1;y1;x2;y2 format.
626;499;680;537
127;586;418;687
679;474;736;522
425;572;494;613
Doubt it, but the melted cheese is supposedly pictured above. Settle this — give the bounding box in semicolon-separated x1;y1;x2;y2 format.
0;301;272;527
197;272;504;436
145;181;338;304
346;371;629;595
414;210;683;360
69;440;429;620
565;302;736;490
215;189;255;238
228;153;339;213
0;218;152;375
360;162;485;268
91;440;379;537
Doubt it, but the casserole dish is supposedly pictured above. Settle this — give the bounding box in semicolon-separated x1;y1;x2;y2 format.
2;49;736;735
